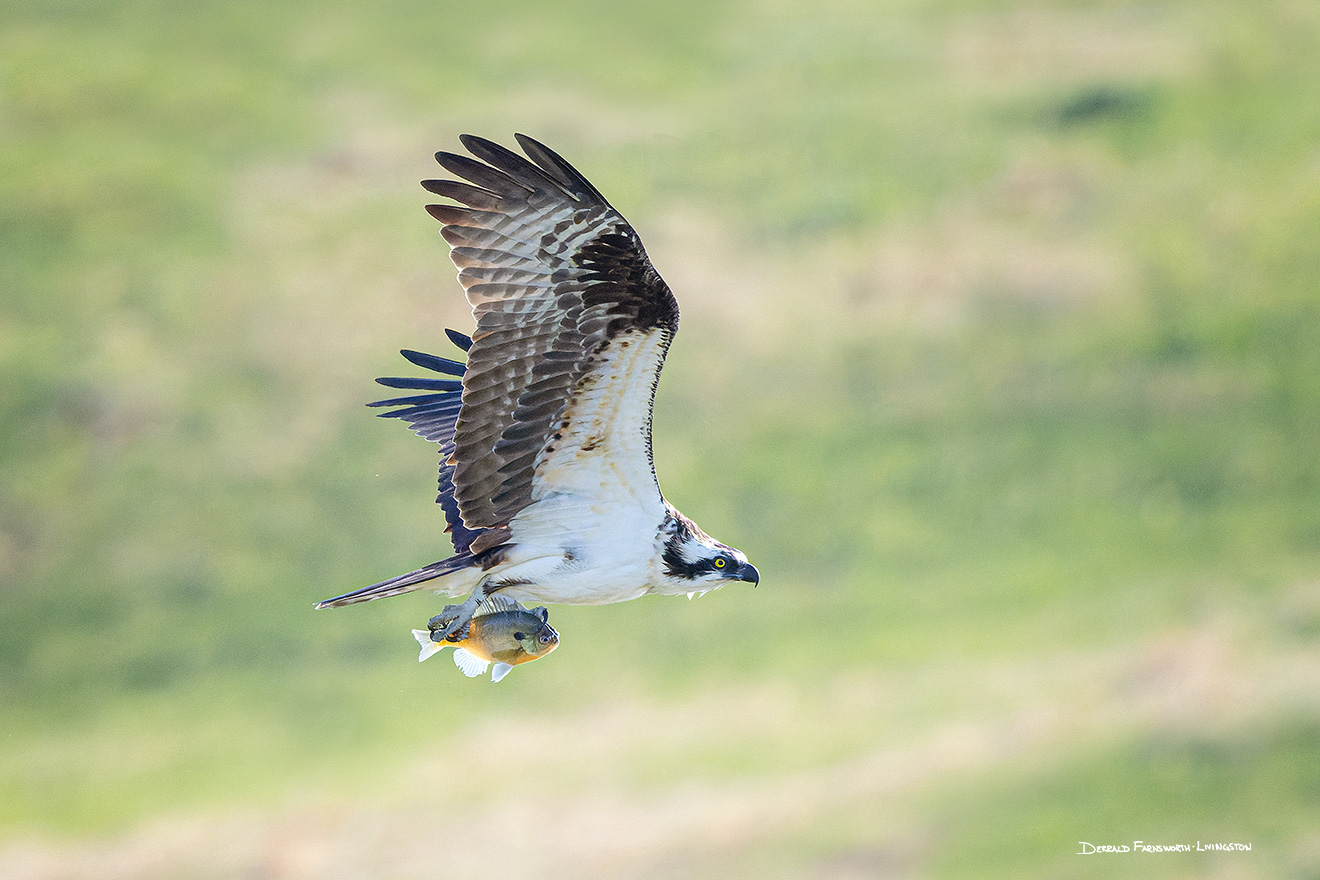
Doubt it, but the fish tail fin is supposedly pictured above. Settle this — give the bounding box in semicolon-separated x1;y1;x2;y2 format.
314;555;477;608
411;629;450;663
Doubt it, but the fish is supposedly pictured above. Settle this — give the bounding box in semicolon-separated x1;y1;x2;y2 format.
410;594;558;682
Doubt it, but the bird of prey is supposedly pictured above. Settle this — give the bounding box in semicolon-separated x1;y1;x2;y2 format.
316;134;759;639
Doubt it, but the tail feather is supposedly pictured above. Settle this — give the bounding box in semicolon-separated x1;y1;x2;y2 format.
315;554;476;608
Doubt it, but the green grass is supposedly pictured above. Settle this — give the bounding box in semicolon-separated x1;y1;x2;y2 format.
2;0;1319;875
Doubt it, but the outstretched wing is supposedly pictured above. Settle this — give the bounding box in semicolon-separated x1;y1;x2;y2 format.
422;134;680;553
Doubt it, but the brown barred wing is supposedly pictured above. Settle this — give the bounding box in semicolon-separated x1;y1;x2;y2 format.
422;135;679;552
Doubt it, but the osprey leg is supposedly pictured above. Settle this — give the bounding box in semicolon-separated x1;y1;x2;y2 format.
426;604;472;642
427;590;486;642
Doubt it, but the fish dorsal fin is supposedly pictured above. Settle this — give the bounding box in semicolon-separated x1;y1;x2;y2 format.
474;594;521;618
452;647;491;678
412;629;449;662
490;662;515;683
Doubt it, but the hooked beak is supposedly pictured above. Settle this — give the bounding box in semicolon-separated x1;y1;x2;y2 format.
735;562;760;586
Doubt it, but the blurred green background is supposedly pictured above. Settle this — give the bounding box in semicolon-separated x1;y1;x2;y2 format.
3;0;1319;877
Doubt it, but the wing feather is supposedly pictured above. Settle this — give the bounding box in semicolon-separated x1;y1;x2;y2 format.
398;349;466;376
421;181;503;211
434;152;533;198
459;134;574;196
512;133;609;202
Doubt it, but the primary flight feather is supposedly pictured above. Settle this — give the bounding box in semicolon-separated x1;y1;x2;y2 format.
316;134;759;646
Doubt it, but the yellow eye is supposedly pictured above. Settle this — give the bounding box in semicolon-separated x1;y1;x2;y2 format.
714;557;727;569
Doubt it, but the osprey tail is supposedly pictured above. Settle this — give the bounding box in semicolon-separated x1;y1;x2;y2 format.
314;554;478;608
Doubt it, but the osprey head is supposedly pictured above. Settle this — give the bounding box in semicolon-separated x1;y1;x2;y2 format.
661;513;759;590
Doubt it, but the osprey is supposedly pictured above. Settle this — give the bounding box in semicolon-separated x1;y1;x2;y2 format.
316;134;758;638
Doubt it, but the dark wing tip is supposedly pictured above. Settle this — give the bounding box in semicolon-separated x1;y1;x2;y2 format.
445;328;473;351
458;133;506;157
421;178;503;212
459;133;575;198
366;390;461;409
434;150;532;198
400;348;466;375
512;133;608;203
374;375;462;390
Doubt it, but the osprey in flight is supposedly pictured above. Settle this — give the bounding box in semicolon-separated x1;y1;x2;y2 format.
317;134;758;638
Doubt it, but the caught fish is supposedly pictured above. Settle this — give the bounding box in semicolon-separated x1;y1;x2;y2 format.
411;595;558;682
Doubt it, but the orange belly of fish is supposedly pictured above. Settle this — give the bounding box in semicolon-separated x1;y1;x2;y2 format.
454;618;541;666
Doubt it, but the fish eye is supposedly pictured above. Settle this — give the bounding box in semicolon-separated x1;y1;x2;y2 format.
539;631;554;644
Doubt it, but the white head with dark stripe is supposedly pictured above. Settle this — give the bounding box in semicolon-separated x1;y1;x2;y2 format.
660;511;759;594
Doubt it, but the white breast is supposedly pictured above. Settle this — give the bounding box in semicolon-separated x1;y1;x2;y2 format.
493;328;673;606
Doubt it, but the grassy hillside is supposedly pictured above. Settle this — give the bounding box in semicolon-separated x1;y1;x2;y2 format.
3;0;1318;877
